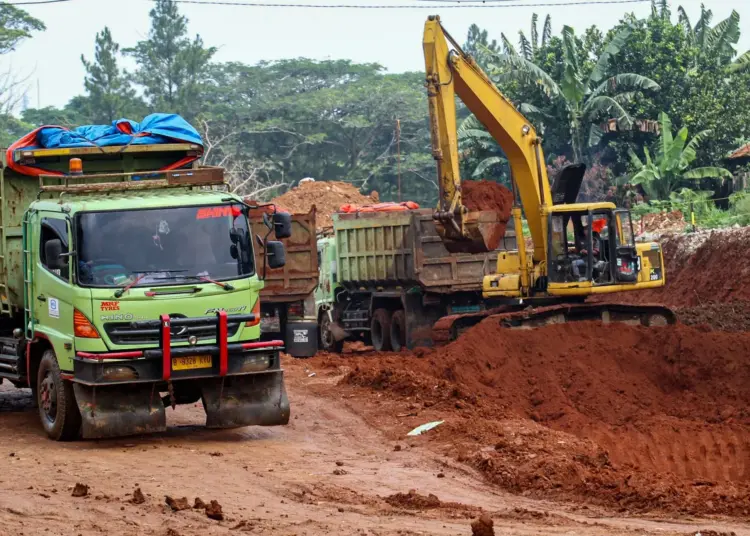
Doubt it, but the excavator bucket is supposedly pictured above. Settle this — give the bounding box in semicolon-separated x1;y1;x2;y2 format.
74;383;166;439
201;371;290;429
436;210;506;254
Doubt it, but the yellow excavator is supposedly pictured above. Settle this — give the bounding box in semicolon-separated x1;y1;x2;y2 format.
422;16;675;338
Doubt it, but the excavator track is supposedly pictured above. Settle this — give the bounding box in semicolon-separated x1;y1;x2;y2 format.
432;302;677;344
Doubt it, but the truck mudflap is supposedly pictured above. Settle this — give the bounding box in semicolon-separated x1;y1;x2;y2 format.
73;383;166;439
202;371;290;429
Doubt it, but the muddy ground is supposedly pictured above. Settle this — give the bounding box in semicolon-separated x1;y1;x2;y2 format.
1;341;748;536
3;228;750;535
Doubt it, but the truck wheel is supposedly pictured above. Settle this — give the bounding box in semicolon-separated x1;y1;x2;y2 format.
390;310;407;352
320;313;344;353
371;309;393;352
37;350;81;441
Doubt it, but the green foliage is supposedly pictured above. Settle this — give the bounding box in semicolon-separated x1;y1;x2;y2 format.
125;0;216;121
0;4;44;55
81;27;144;123
627;112;732;199
487;21;659;163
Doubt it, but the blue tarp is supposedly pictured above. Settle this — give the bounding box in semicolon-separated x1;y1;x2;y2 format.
26;113;202;150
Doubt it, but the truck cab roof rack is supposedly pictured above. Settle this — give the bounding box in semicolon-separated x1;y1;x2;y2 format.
38;165;225;194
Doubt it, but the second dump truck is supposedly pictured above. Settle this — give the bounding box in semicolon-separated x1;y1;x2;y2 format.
0;134;292;440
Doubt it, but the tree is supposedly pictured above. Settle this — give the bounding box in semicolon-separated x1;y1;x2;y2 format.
457;115;509;184
488;25;660;163
464;24;499;69
0;4;44;54
125;0;215;120
628;112;732;199
501;13;552;60
81;27;142;123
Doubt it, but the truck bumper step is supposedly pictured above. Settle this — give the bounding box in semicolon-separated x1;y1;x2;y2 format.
202;371;290;429
74;383;166;439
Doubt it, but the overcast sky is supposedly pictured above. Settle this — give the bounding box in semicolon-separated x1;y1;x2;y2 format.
7;0;750;110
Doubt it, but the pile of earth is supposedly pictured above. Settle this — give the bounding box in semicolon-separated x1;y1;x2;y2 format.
269;181;379;231
637;210;687;236
615;226;750;314
316;319;750;516
462;180;514;220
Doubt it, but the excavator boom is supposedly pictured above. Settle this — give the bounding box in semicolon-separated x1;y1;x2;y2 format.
423;15;551;260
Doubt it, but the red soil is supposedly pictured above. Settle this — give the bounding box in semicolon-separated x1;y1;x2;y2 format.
462;180;514;222
321;319;750;516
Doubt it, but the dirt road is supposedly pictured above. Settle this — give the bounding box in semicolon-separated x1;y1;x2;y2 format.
0;356;746;536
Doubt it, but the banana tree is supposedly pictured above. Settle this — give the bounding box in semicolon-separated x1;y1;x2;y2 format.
677;6;749;72
457;115;509;181
487;25;660;163
628;112;733;200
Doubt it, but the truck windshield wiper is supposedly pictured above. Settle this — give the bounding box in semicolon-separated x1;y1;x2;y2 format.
156;274;236;291
114;269;187;298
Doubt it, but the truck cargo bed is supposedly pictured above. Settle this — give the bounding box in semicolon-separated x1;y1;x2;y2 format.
333;209;516;294
249;205;318;303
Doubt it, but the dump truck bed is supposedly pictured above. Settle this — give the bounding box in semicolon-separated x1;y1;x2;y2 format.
249;206;318;303
333;209;516;294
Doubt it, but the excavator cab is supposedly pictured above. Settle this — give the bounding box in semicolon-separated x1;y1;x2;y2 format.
547;204;642;289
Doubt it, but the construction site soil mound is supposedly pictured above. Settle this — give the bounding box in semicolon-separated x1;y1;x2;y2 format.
462;180;514;222
613;227;750;310
638;210;687;235
269;181;379;231
323;319;750;516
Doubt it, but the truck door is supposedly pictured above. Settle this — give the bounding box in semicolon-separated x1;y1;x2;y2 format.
613;210;639;283
33;212;75;352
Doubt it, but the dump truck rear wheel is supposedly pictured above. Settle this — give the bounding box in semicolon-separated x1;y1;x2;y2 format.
371;308;393;352
320;313;344;353
390;310;406;352
37;350;81;441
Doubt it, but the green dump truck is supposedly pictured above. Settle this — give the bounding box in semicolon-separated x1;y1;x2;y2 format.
0;142;292;440
315;209;516;352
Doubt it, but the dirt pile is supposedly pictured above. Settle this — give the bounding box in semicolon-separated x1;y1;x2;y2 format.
620;227;750;309
269;181;379;231
637;210;687;235
334;319;750;515
462;180;513;222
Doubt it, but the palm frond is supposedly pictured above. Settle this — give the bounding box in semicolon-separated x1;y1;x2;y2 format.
582;95;632;131
500;34;517;56
730;51;750;73
588;26;633;85
628;148;645;170
542;15;552;48
588;73;660;101
487;52;561;100
695;4;714;51
519;32;533;60
531;13;539;53
588;124;605;147
680;129;712;167
706;10;740;57
657;112;673;162
472;156;508;178
682;166;733;180
677;6;694;44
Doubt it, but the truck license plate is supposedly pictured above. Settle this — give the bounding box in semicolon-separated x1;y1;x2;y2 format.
172;355;212;371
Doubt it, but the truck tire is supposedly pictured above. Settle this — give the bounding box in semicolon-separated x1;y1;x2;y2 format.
390;310;406;352
37;350;81;441
320;313;344;353
371;308;393;352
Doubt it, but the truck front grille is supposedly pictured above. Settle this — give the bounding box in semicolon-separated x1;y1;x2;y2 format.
105;319;241;345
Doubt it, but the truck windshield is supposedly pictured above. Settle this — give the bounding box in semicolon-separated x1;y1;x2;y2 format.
76;204;254;287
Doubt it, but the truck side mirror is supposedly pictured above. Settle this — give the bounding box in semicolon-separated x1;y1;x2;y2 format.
45;239;65;270
266;241;286;270
273;212;292;239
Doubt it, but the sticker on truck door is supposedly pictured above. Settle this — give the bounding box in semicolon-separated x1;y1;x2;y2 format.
293;330;309;343
48;298;60;319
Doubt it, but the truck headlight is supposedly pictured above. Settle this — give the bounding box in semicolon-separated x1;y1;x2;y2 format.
240;354;271;372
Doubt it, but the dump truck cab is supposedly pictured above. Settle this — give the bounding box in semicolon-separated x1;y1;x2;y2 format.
0;140;292;440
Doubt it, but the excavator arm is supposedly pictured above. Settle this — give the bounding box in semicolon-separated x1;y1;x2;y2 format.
423;15;552;261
